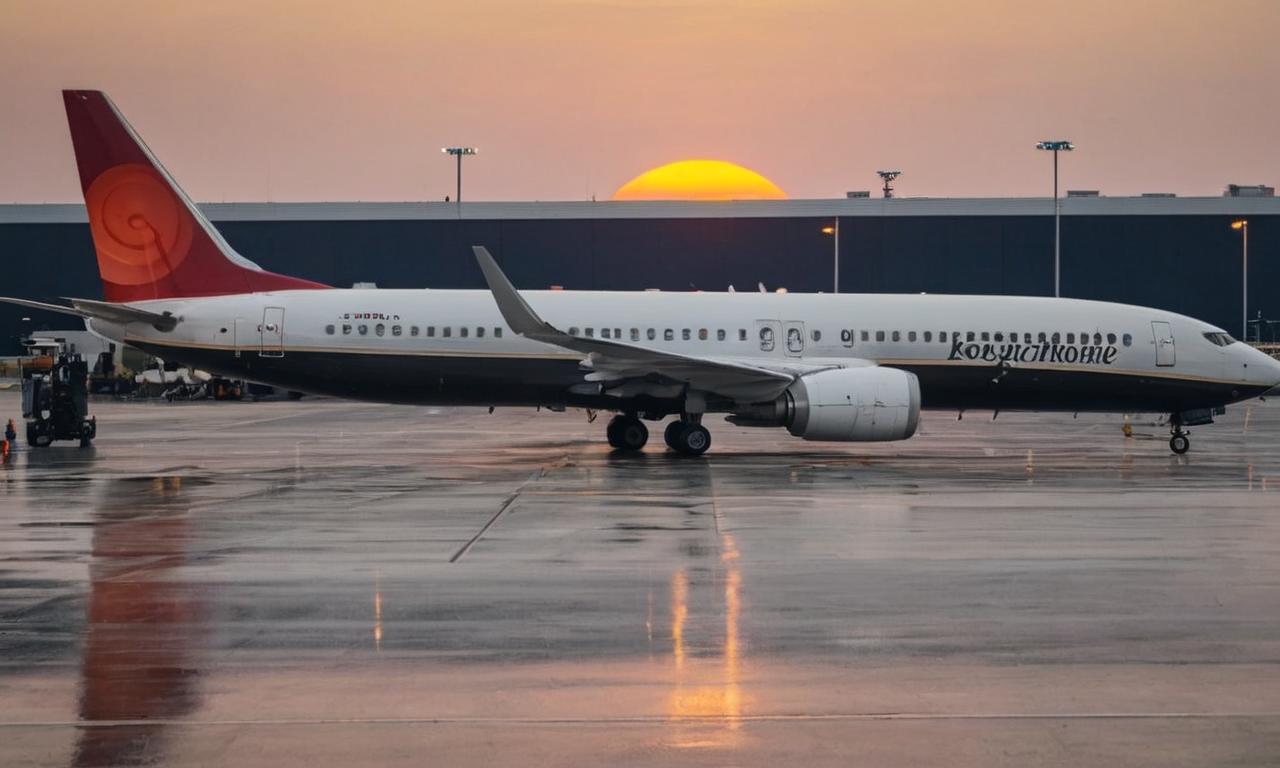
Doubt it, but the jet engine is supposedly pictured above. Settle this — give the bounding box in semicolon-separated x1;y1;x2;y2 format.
729;367;921;442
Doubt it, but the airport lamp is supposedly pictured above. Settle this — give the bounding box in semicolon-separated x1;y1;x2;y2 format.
1232;220;1248;340
822;220;839;293
1035;140;1074;298
442;147;477;205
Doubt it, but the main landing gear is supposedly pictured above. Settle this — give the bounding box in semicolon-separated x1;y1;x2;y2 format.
605;413;711;456
664;417;711;457
606;414;649;451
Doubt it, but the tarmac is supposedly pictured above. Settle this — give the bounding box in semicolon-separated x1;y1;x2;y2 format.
2;390;1279;766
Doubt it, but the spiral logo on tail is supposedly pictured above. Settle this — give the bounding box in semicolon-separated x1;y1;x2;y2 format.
84;164;193;286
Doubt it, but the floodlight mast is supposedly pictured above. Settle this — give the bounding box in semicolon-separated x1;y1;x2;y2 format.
1232;220;1249;340
1035;140;1074;298
876;170;901;199
442;147;477;206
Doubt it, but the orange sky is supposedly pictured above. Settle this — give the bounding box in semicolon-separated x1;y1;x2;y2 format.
2;0;1278;202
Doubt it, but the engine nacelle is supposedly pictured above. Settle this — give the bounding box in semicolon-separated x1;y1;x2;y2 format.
789;367;921;441
731;367;921;442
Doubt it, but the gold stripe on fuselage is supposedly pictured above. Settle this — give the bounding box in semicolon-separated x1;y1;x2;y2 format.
127;337;1255;389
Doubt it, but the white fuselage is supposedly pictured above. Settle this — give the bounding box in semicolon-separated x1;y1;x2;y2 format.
90;289;1280;413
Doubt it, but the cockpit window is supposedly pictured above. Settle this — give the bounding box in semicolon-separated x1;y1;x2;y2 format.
1203;331;1236;347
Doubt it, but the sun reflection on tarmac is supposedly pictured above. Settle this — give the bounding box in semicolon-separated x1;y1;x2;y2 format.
665;465;744;748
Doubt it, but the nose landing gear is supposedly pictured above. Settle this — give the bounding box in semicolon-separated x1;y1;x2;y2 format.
1169;430;1190;455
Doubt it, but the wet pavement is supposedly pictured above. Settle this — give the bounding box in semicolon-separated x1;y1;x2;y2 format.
2;390;1280;766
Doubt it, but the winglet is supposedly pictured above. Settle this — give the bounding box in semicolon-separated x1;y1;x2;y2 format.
472;246;556;338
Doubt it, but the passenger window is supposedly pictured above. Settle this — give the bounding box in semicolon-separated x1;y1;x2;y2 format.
759;326;775;351
876;331;886;342
443;327;451;338
1038;332;1047;343
1066;333;1074;344
698;329;708;341
664;329;674;341
812;329;822;342
981;332;990;342
601;328;611;339
460;327;468;338
682;329;691;341
342;324;352;335
1123;333;1132;347
476;327;485;338
1106;333;1116;345
392;325;402;337
647;328;657;341
938;331;946;342
892;331;901;342
1093;333;1102;345
325;324;335;335
908;331;917;342
1024;333;1032;344
966;332;976;342
717;329;726;341
376;323;386;337
569;327;579;336
614;329;621;339
495;328;503;338
411;326;419;337
861;330;870;342
631;328;640;341
738;329;747;341
994;332;1003;342
841;329;854;346
923;331;932;342
358;324;368;335
1051;332;1060;344
427;326;436;337
585;328;594;337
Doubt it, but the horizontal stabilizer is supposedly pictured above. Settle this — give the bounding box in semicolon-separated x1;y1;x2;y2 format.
0;296;179;331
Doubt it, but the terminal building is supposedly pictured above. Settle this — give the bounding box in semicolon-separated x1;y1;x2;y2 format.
2;195;1277;356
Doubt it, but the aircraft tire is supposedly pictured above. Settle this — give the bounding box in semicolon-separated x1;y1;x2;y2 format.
1169;433;1190;455
664;420;687;450
607;415;648;451
674;424;711;457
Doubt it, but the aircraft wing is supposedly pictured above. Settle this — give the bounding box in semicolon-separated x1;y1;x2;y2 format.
473;246;837;402
0;296;179;332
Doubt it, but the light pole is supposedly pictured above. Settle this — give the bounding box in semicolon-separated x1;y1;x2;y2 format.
1232;219;1248;340
1035;140;1074;297
821;219;839;293
441;147;477;205
876;170;901;199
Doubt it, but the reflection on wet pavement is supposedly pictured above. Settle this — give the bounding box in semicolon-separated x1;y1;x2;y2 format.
2;393;1280;766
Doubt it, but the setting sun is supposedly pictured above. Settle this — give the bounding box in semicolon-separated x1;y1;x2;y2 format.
612;160;786;201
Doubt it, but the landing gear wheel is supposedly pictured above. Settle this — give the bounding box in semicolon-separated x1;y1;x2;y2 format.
1169;433;1190;455
664;420;687;450
672;423;711;457
606;415;648;451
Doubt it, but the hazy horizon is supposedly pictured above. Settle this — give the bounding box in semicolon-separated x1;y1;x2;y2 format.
3;0;1279;204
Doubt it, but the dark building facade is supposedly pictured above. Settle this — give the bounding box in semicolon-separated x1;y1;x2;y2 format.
2;197;1276;356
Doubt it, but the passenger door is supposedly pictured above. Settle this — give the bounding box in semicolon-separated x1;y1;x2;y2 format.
1151;321;1175;367
260;307;285;358
783;320;806;358
754;320;781;356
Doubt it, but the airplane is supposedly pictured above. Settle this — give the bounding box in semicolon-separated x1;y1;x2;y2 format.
5;90;1280;457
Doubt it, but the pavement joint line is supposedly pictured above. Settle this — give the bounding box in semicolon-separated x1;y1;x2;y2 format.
4;712;1280;728
449;468;548;563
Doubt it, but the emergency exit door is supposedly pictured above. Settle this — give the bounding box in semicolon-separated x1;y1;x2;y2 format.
1151;321;1175;367
260;307;285;357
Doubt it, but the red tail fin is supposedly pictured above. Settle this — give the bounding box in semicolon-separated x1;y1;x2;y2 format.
63;90;328;303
